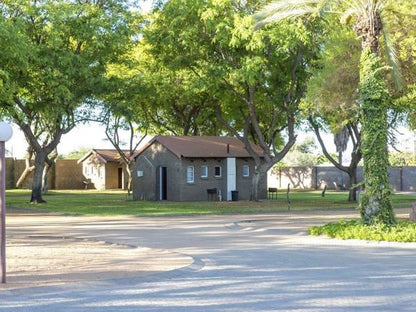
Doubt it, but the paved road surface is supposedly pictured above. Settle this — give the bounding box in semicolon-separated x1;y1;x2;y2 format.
2;209;416;311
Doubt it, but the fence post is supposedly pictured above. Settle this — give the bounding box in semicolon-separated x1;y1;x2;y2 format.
321;185;327;197
400;166;403;191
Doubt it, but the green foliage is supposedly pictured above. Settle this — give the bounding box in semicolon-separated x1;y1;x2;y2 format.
359;48;395;225
310;219;416;242
257;0;416;223
1;0;136;129
142;0;323;201
0;0;137;202
389;151;416;166
0;14;29;106
60;146;91;160
303;25;360;131
296;137;316;154
137;61;219;135
391;5;416;126
279;137;327;166
145;0;319;138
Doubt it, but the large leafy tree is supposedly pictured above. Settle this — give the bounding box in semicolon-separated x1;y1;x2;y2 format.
103;114;148;195
140;66;220;136
102;61;150;195
304;26;362;202
391;2;416;128
256;0;412;224
0;0;135;202
145;0;320;200
139;13;221;136
100;36;219;193
97;42;150;195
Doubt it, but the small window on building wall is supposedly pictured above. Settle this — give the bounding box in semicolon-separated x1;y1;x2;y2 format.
201;165;208;178
187;166;195;183
214;166;222;177
242;165;250;177
98;166;104;178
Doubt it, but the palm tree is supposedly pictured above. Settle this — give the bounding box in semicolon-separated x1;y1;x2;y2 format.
333;125;349;191
255;0;403;225
334;126;349;165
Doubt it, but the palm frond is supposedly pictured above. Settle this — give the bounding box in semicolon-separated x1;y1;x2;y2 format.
316;0;334;16
256;7;318;28
254;0;322;28
341;7;358;24
381;27;403;91
341;0;369;16
382;1;416;18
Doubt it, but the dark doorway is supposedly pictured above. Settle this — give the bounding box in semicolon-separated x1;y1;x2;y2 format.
118;168;123;189
157;166;167;200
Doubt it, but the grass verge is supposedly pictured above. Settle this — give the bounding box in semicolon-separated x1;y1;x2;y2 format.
309;219;416;242
5;189;416;216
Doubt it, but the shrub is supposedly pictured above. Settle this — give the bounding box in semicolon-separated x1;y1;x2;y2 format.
309;219;416;242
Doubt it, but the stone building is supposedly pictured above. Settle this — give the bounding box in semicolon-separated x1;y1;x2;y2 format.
133;136;267;201
78;149;129;190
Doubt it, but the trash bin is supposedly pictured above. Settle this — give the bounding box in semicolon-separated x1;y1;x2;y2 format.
231;190;239;201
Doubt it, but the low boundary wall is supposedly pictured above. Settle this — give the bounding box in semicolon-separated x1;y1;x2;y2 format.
5;158;84;190
268;166;416;192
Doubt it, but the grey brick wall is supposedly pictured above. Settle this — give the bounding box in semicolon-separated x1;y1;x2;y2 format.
269;166;416;192
133;142;181;201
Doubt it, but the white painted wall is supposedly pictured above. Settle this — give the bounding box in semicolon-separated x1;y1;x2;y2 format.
227;157;236;200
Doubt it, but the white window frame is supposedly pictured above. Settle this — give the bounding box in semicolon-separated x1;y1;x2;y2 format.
214;166;222;178
242;165;250;177
201;165;208;178
187;166;195;183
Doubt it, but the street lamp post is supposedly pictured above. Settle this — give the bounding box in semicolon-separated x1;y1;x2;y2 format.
0;122;13;283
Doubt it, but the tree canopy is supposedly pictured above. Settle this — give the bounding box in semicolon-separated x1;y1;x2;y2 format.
0;0;137;202
142;0;321;199
256;0;416;224
1;0;415;209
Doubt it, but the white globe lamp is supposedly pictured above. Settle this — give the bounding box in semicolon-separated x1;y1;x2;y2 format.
0;122;13;142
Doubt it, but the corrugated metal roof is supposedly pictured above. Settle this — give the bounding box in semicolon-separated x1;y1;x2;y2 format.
139;136;264;158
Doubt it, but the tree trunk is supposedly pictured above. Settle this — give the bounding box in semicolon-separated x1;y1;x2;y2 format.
251;169;261;201
310;118;362;201
42;165;49;194
347;168;357;202
42;150;57;193
16;147;35;188
250;161;270;201
16;165;35;189
358;48;395;225
126;163;134;196
30;152;47;203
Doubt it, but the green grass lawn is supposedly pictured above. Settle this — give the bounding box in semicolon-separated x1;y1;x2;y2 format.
5;189;416;216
